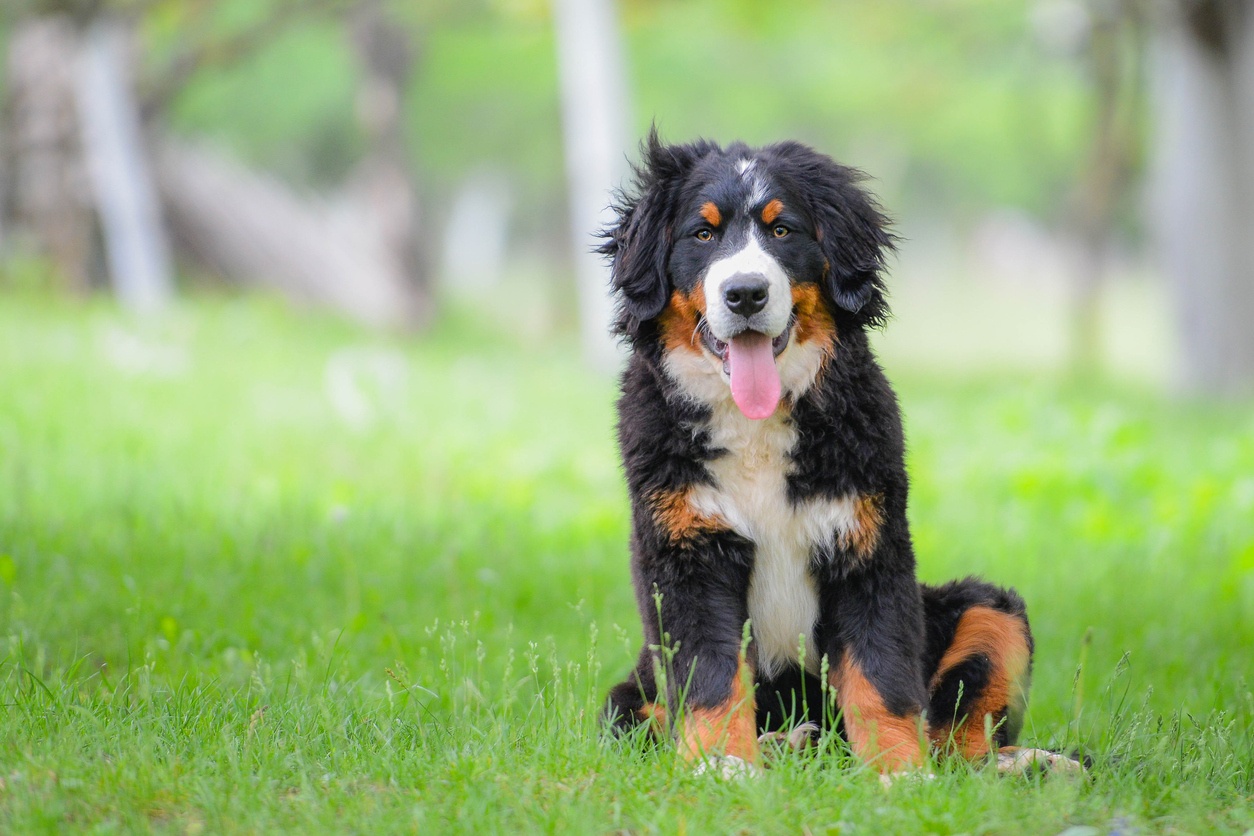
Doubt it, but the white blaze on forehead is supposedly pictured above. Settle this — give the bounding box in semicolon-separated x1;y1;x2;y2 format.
736;158;768;210
748;180;768;209
702;230;793;341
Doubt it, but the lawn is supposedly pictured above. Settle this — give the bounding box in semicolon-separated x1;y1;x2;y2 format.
0;294;1250;833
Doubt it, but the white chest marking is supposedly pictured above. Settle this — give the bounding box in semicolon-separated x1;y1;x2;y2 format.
688;401;861;679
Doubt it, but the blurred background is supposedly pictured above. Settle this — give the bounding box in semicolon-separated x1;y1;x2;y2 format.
1;0;1252;395
0;4;1252;798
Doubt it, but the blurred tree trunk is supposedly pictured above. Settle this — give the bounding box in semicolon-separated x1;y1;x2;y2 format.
75;16;173;312
1151;1;1254;396
3;12;173;309
347;0;432;326
553;0;630;371
1068;3;1142;376
2;16;96;292
1;1;431;328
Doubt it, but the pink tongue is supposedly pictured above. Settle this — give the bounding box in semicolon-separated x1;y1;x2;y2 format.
728;332;782;420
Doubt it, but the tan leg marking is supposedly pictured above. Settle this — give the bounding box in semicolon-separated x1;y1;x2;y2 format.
927;606;1032;759
681;657;760;766
832;656;924;772
637;702;668;736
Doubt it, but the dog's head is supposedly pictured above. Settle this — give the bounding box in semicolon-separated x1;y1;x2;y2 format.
600;131;894;420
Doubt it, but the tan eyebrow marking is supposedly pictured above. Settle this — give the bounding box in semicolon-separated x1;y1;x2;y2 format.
761;199;784;225
700;201;722;227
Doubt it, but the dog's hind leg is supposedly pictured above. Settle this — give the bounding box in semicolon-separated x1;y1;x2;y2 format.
920;577;1034;760
920;578;1085;774
994;745;1085;775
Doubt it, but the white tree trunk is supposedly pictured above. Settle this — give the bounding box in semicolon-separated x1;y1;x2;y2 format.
553;0;631;371
1150;4;1254;396
75;17;174;313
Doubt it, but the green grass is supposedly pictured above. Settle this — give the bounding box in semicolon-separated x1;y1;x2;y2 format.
0;295;1251;833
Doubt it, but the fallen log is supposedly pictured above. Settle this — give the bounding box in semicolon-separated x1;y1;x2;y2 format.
156;137;427;329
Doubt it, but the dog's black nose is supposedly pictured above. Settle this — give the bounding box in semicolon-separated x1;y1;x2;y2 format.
723;275;769;317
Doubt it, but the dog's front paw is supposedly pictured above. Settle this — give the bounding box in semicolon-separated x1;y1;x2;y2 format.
692;755;762;780
996;747;1085;776
877;769;937;788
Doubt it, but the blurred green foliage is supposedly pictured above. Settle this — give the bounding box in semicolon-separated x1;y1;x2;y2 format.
135;0;1103;225
626;1;1092;216
165;19;364;185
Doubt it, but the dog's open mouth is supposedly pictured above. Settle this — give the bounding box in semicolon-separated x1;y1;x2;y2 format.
699;320;791;369
699;316;793;420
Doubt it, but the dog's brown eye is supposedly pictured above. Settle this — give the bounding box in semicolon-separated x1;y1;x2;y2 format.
696;229;713;242
773;225;790;238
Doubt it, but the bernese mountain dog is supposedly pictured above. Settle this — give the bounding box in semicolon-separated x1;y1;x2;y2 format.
599;132;1077;779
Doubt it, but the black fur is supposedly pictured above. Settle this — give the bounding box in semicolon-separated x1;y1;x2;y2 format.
600;134;1036;767
599;130;722;332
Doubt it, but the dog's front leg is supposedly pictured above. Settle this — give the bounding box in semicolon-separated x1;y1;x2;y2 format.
817;549;929;774
634;525;759;770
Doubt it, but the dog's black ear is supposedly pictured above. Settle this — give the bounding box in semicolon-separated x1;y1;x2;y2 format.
599;129;715;338
788;146;895;327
